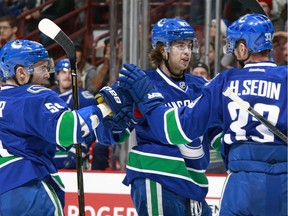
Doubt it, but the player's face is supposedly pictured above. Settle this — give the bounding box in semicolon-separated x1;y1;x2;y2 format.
57;68;72;91
31;60;50;85
169;40;192;75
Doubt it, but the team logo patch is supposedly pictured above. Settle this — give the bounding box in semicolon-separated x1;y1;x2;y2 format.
27;85;50;93
179;81;186;89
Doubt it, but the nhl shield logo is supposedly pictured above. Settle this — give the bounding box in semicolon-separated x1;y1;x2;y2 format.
179;81;186;89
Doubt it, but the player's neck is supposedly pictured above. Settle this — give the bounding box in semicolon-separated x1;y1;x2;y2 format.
246;56;270;63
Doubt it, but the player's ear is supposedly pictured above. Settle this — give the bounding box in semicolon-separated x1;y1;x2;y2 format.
15;66;29;84
161;49;168;61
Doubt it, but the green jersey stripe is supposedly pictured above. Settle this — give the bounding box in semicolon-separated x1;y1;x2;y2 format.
56;111;78;147
0;156;23;168
127;150;208;186
164;109;192;144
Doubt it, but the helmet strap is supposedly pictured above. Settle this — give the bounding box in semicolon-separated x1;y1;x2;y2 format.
237;51;251;68
12;74;33;86
163;53;184;78
12;76;22;86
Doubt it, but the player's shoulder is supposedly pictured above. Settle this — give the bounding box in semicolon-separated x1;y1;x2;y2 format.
24;85;61;103
144;69;157;78
26;85;55;95
184;73;208;85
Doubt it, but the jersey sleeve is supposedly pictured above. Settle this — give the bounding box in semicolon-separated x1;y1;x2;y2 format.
24;93;85;148
146;75;224;144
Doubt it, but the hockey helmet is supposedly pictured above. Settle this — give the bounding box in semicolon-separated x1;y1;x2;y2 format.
226;14;274;53
0;39;54;81
151;18;197;52
55;58;71;74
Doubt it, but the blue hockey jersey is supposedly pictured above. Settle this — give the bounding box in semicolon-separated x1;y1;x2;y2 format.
0;84;90;198
123;68;220;201
52;87;97;168
146;62;287;174
52;88;97;110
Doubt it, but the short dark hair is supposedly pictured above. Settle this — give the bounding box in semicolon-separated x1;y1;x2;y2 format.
0;15;17;28
191;62;209;72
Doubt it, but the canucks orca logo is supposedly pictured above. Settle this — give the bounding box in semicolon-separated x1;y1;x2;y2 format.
27;85;51;93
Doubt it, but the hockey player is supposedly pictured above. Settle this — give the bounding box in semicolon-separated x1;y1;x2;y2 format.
0;40;125;215
52;58;97;169
121;18;216;216
119;14;287;215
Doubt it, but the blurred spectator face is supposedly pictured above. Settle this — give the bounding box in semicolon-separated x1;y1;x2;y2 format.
210;21;216;38
258;0;272;15
76;49;82;64
283;42;288;62
0;20;17;42
200;43;215;65
191;67;210;79
57;68;72;91
190;62;210;80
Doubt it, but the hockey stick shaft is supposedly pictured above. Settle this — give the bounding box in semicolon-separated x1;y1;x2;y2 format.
38;18;85;216
223;87;288;143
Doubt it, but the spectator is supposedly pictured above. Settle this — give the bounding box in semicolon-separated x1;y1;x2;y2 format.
200;42;215;78
281;41;288;65
52;58;97;169
190;61;210;80
92;36;123;91
209;18;236;71
75;44;99;95
272;30;288;64
0;1;11;17
4;0;36;16
24;0;75;46
258;0;287;32
0;15;18;48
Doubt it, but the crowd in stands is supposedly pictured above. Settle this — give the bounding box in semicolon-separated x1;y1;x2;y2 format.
0;0;287;172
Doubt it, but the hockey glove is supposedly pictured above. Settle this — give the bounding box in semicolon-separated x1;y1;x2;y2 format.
103;106;139;129
103;105;139;143
95;82;133;116
118;63;164;114
76;105;103;142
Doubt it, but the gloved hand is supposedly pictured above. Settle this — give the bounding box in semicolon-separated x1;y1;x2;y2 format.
103;105;139;130
102;105;140;143
95;82;133;116
118;63;164;114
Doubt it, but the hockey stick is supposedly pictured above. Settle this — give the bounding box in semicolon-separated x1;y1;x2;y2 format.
237;0;267;15
223;87;288;143
38;18;85;216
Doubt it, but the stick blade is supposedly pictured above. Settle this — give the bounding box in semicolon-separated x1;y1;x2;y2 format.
38;18;61;40
38;18;75;60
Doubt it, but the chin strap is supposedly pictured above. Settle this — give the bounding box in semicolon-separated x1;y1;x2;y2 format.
12;74;33;86
237;51;251;68
163;53;184;78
